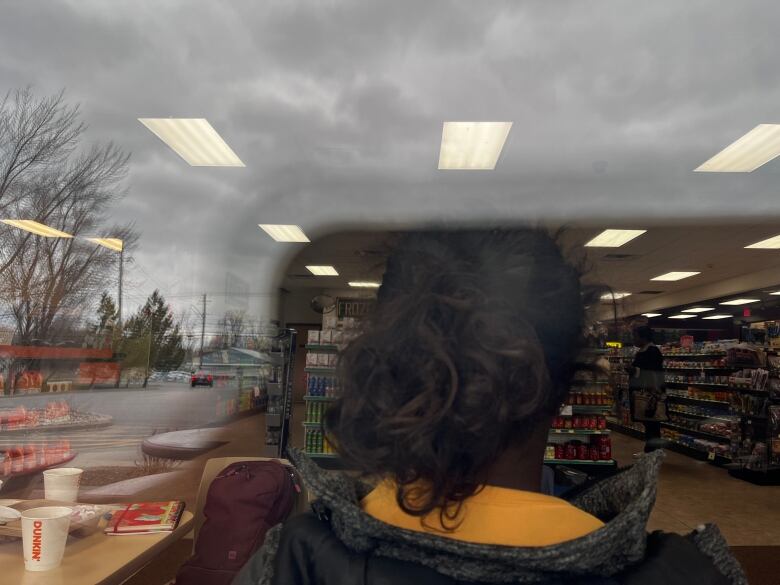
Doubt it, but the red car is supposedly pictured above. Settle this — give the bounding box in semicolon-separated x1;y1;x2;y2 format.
191;371;213;388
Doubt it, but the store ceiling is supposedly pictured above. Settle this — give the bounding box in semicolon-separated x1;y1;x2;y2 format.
281;223;780;314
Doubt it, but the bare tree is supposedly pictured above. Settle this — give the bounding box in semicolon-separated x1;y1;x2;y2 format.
0;88;86;273
216;310;247;348
0;88;137;393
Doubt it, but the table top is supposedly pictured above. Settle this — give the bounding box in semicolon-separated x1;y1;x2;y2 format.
0;499;194;585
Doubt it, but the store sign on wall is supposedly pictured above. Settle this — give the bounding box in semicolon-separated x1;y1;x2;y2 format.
337;298;375;320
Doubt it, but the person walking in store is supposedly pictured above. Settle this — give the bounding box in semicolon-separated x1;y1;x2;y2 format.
236;228;745;585
627;325;668;455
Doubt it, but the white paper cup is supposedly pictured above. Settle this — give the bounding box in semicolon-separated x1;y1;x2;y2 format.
43;468;83;502
21;506;72;571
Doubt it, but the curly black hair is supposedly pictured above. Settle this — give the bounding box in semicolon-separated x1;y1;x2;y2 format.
323;228;594;522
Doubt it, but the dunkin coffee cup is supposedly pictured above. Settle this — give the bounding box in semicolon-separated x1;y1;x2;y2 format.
43;468;83;502
21;506;72;571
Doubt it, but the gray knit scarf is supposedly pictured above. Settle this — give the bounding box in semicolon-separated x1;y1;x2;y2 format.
249;449;746;584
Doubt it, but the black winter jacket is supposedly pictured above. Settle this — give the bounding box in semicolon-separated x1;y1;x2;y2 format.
234;450;746;585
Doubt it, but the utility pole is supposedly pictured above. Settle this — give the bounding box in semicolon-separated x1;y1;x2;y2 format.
117;247;124;329
198;293;206;368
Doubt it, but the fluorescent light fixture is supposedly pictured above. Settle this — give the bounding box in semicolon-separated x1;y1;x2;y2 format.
719;298;759;306
651;271;701;282
642;313;662;318
702;314;733;320
745;235;780;249
669;314;696;320
695;124;780;173
681;307;714;313
1;219;72;238
258;225;310;243
584;229;646;248
86;237;123;252
138;118;245;167
600;292;631;301
306;265;339;276
348;282;381;288
438;122;512;170
771;291;780;296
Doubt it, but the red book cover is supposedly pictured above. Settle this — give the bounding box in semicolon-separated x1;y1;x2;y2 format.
105;501;185;535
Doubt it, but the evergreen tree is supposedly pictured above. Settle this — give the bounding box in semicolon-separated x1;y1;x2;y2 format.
95;292;118;333
122;290;184;383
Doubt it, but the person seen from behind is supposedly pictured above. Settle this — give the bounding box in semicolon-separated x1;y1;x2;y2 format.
627;326;668;456
235;228;745;585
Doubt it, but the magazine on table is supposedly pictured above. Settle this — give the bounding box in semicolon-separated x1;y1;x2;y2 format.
104;501;185;535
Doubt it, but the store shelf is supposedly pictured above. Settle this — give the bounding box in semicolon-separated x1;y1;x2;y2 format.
664;366;736;371
663;439;732;464
667;409;738;423
661;422;734;443
303;422;325;427
570;405;613;414
661;353;726;358
304;367;338;374
666;393;730;407
549;429;610;435
665;381;731;388
303;395;338;401
306;344;340;352
543;458;616;466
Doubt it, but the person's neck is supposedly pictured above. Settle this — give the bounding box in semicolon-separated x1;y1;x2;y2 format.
481;422;551;492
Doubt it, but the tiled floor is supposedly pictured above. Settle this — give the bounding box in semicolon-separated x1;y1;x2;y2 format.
610;431;780;546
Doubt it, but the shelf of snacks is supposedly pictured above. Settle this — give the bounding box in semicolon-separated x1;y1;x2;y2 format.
546;385;615;471
660;428;733;462
661;419;739;443
666;390;731;405
667;404;736;423
543;436;614;467
551;412;609;433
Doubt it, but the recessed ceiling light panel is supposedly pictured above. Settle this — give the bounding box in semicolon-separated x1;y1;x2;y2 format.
642;313;662;318
650;271;701;282
258;225;310;243
306;265;339;276
348;282;381;288
438;122;512;170
669;314;696;319
745;235;780;249
584;229;646;248
1;219;73;238
695;124;780;173
600;292;631;301
719;298;759;306
702;314;733;320
681;307;714;313
138;118;245;167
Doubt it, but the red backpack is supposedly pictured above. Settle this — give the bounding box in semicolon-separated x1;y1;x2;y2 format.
176;460;300;585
